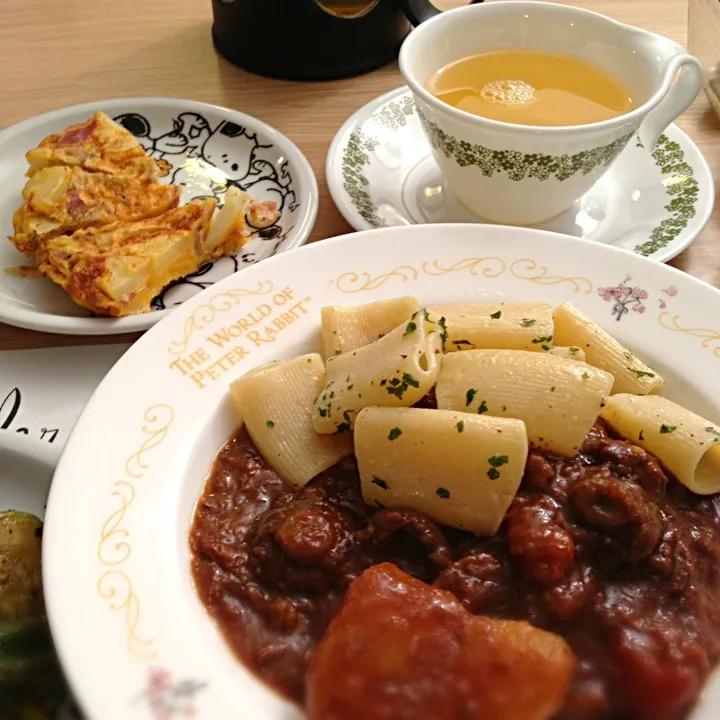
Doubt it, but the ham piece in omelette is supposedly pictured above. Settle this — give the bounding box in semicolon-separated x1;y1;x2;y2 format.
307;563;576;720
7;111;282;317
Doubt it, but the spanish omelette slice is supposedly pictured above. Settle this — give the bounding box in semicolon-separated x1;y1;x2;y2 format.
35;199;219;316
25;111;158;179
10;166;180;256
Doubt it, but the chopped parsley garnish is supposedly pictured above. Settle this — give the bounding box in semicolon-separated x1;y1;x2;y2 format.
318;408;327;417
386;373;419;399
465;388;477;406
520;318;536;327
388;427;403;441
477;400;488;414
378;333;385;339
629;369;655;378
343;410;351;422
348;384;354;390
490;310;502;319
265;420;275;428
501;405;507;412
581;372;590;380
639;430;644;441
456;420;465;433
380;379;387;386
400;354;407;359
452;339;473;347
532;335;553;344
569;347;580;355
550;386;556;392
371;477;388;490
438;316;448;349
541;344;551;351
403;373;420;388
421;309;430;322
660;424;676;434
436;487;451;499
624;351;634;360
336;422;351;433
403;321;417;337
487;468;500;480
488;454;509;467
334;349;342;356
706;426;720;437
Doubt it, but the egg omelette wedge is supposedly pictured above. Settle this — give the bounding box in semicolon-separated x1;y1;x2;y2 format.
24;111;158;179
34;189;275;317
10;166;180;256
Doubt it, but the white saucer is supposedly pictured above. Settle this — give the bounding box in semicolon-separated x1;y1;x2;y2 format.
0;98;318;335
327;87;714;263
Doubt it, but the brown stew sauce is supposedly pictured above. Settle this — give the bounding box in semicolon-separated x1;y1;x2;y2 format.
190;411;720;719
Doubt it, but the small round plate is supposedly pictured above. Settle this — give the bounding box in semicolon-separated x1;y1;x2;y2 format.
327;87;714;263
0;98;318;335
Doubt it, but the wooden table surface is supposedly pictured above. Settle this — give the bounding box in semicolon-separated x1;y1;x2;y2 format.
1;0;718;351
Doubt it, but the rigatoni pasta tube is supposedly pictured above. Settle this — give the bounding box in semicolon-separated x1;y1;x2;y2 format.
553;302;663;395
601;394;720;494
313;309;442;434
548;346;586;362
231;354;352;488
436;350;614;457
355;406;528;536
427;302;554;353
321;296;419;359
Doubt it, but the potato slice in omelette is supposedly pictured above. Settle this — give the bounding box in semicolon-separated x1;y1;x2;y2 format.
35;195;272;317
25;111;158;179
9;166;180;256
205;186;280;255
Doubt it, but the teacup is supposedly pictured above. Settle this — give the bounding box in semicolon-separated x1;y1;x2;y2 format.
399;1;703;225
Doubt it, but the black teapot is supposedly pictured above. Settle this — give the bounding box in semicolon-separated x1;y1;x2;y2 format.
212;0;482;81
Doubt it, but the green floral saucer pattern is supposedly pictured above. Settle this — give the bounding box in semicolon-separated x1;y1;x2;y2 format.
328;87;713;263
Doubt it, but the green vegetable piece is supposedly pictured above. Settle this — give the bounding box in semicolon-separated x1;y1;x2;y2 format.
0;513;44;623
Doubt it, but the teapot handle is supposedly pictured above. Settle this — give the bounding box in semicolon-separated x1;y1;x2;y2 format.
400;0;483;27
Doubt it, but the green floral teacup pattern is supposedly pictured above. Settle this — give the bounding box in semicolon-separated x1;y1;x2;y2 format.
335;89;708;261
411;91;643;224
417;109;634;183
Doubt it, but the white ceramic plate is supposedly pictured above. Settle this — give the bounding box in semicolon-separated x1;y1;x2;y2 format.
0;98;318;335
327;87;714;263
44;224;720;719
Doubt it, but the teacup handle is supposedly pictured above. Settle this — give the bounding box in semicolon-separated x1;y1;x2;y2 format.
400;0;483;26
638;53;703;150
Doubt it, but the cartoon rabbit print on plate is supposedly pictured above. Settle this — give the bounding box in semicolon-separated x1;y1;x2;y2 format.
112;110;300;311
